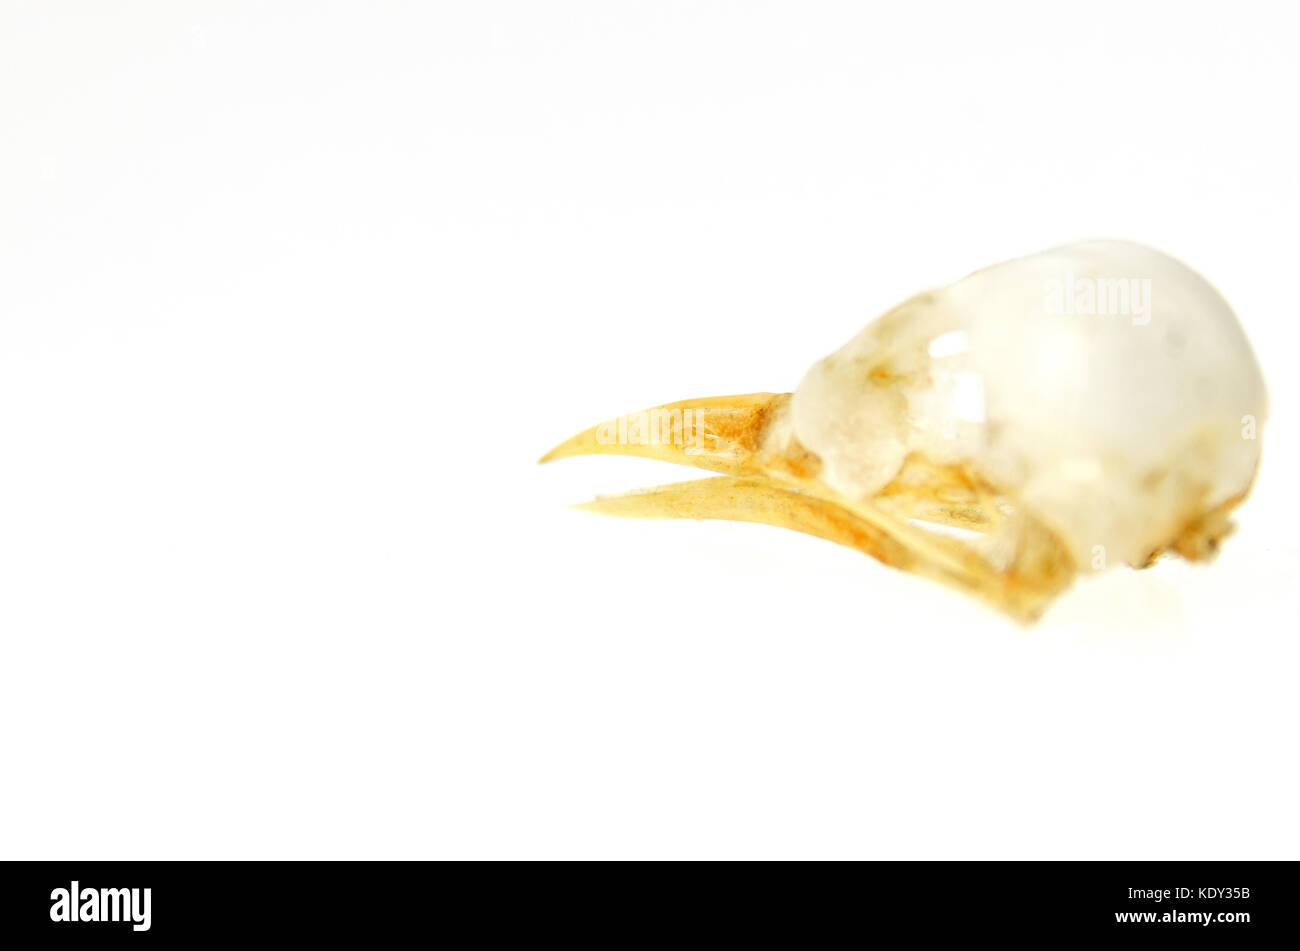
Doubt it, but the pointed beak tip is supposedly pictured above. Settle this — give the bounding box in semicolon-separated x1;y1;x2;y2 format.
537;444;569;465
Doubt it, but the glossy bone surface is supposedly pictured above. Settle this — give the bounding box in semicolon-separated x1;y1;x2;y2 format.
791;241;1267;567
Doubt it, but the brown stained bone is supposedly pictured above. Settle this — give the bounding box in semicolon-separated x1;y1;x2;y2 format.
541;392;1080;622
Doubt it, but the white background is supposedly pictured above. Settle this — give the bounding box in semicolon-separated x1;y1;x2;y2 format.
2;2;1297;859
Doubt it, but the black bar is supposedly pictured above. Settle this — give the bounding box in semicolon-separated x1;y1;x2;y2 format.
0;861;1292;941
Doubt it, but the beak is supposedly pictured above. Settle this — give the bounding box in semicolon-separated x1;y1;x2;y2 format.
538;392;789;475
541;392;1074;622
